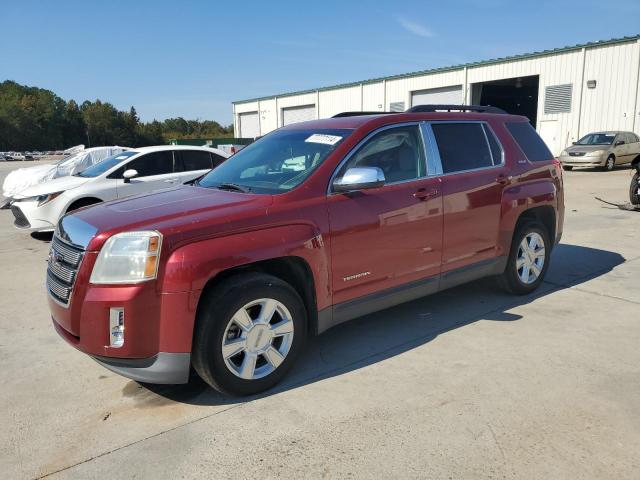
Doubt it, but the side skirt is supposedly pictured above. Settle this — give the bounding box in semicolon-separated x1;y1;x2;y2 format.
317;256;507;335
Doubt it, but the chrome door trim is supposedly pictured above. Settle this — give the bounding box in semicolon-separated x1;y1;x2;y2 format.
420;122;444;176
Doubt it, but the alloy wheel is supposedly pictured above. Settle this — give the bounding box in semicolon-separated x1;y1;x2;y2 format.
221;298;294;380
516;232;546;284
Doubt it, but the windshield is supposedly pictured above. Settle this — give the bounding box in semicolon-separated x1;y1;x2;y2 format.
197;129;352;193
75;151;138;177
576;133;616;145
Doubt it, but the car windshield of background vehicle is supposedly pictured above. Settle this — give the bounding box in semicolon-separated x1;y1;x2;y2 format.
576;133;616;145
198;129;352;193
75;151;138;177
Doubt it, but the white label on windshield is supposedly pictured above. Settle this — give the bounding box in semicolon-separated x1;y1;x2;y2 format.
305;134;342;145
115;155;129;160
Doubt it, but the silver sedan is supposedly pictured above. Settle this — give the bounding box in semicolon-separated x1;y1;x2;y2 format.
559;131;640;171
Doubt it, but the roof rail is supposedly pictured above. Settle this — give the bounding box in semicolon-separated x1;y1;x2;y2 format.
332;111;394;118
406;104;507;114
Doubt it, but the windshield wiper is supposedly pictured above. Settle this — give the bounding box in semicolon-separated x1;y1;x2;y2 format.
216;182;250;193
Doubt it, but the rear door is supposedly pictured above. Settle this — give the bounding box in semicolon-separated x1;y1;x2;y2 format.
113;150;177;198
430;122;506;276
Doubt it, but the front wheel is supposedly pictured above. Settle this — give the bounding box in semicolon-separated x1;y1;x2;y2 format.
192;273;307;396
630;172;640;205
498;221;551;295
603;155;615;171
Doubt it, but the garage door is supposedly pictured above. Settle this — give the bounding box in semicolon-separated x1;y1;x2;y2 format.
239;112;260;138
282;105;316;126
411;85;463;107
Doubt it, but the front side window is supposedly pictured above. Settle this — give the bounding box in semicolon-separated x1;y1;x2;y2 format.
198;129;351;193
126;151;174;177
335;125;426;184
432;123;494;173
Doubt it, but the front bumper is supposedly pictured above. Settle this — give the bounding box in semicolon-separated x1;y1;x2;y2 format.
92;352;191;384
10;198;60;231
559;154;605;167
50;278;199;384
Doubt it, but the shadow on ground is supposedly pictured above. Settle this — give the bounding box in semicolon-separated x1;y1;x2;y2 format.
132;243;624;406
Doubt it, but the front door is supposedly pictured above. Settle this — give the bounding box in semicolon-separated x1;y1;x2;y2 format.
327;124;443;306
115;150;178;198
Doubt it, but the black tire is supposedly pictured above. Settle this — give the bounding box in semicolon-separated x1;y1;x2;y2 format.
630;172;640;205
66;198;101;213
192;273;307;396
603;155;615;171
562;165;573;171
497;221;551;295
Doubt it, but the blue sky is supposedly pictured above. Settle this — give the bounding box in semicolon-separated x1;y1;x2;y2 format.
1;0;638;125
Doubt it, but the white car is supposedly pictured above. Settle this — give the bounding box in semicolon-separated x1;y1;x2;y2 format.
10;145;229;232
2;146;129;202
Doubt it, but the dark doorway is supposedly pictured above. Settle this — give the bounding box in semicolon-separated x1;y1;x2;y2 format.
471;75;539;127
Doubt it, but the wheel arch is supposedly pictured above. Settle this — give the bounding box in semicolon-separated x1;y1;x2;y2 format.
514;206;556;247
196;256;319;336
65;196;103;213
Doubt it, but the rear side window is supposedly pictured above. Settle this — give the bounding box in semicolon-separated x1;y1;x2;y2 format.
127;151;174;177
179;150;213;171
212;153;226;168
506;122;553;162
431;123;493;173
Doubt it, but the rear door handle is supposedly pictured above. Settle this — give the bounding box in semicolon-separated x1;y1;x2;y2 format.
413;188;439;200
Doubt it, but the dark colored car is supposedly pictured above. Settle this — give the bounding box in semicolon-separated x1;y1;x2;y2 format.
47;109;564;395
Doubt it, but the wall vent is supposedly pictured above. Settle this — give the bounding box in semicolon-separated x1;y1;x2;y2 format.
544;84;572;114
390;101;405;112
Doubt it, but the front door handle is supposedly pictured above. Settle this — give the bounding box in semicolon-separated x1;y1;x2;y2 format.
496;174;511;185
413;188;439;200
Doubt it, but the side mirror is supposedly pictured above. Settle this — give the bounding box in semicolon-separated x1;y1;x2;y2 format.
615;140;625;146
572;141;578;145
333;167;385;192
122;169;138;184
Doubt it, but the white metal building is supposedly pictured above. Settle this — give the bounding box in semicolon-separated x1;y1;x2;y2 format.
232;35;640;156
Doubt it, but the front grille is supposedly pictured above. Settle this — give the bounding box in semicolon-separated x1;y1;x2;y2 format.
11;205;30;228
47;236;85;306
569;152;586;157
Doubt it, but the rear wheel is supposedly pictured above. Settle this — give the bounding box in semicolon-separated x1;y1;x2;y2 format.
498;221;550;295
192;273;307;396
603;155;615;171
630;172;640;205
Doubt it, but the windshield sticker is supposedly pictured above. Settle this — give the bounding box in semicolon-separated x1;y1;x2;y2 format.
115;155;129;160
305;134;342;145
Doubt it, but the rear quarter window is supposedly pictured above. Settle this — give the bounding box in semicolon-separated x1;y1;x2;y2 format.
506;122;553;162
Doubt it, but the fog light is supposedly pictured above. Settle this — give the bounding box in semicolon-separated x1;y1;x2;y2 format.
109;307;125;348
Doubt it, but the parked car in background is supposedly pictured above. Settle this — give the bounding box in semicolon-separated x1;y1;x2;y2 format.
559;131;640;171
2;146;129;204
10;145;229;231
47;108;564;395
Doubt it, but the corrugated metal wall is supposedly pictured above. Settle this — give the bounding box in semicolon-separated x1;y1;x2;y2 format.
233;38;640;153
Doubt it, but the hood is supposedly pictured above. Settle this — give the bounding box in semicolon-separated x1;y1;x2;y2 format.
2;164;57;198
71;185;274;250
13;174;89;199
566;144;611;153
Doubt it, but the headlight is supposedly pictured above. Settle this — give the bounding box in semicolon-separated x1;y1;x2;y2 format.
587;150;605;157
560;150;568;157
36;191;63;206
90;231;162;284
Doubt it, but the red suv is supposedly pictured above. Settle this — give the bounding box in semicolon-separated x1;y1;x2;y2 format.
47;107;564;395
